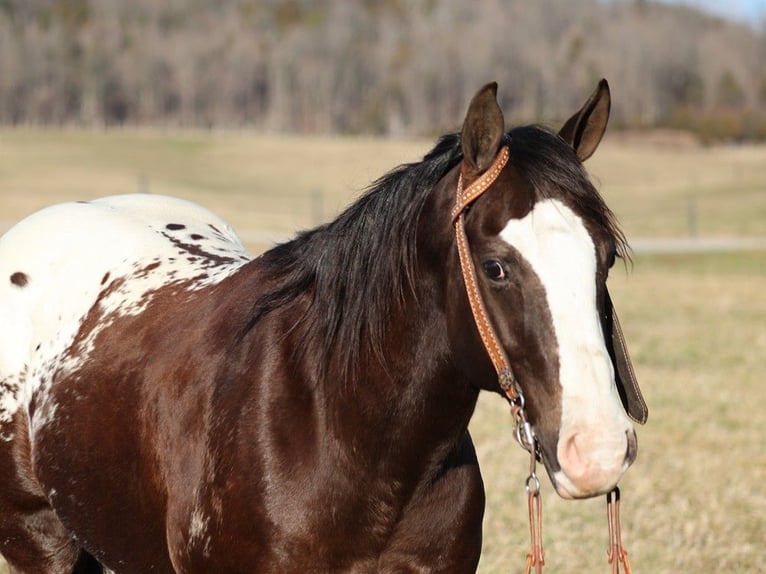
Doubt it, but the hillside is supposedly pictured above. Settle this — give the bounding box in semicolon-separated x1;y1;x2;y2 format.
0;0;764;139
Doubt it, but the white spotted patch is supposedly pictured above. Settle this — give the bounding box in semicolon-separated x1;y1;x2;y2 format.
499;199;632;495
0;194;252;440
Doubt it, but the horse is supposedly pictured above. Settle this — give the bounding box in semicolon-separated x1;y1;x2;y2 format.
0;80;646;573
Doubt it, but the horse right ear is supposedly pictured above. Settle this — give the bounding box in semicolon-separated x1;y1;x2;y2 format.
559;79;611;162
461;82;505;175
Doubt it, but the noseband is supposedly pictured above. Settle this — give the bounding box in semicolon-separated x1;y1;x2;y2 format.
450;146;633;573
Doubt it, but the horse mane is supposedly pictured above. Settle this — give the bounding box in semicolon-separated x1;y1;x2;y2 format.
247;133;463;379
245;125;627;380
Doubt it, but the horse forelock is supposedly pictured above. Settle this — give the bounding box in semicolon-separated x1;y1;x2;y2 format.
506;124;629;260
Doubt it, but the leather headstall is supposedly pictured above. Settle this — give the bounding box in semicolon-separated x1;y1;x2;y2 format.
452;145;645;574
450;146;520;403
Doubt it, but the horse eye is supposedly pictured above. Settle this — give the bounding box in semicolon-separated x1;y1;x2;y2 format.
482;259;507;281
608;250;618;269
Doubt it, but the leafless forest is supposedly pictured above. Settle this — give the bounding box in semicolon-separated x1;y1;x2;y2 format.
1;0;765;139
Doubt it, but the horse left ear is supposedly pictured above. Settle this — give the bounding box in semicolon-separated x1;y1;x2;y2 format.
559;78;611;162
461;82;505;174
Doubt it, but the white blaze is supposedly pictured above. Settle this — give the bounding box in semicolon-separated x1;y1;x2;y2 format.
499;198;632;497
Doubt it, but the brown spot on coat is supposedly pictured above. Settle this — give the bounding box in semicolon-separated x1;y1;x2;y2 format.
10;272;29;287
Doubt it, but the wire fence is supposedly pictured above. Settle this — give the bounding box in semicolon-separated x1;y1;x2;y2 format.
2;180;765;255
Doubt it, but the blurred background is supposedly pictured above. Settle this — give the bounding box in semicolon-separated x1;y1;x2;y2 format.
1;1;765;573
1;0;766;139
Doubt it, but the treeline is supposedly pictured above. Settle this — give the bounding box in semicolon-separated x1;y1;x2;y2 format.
1;0;765;140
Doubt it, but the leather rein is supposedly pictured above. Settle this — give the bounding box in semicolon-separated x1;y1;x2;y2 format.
450;145;633;573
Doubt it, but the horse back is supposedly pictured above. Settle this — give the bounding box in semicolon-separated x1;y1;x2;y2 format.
0;194;252;571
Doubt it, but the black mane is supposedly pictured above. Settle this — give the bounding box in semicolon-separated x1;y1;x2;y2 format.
249;134;463;378
247;126;626;379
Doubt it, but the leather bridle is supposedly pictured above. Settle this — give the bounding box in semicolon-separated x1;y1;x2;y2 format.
450;145;633;573
450;146;516;397
450;145;534;451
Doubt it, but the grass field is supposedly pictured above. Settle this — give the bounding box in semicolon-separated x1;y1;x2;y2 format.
1;129;765;573
2;128;766;242
473;250;766;573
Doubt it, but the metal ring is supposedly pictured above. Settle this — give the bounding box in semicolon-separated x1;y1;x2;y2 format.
511;387;525;411
525;473;541;495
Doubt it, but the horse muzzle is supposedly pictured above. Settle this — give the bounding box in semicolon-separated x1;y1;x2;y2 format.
548;427;638;500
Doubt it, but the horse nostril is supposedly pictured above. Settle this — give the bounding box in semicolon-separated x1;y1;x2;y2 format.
625;429;638;467
559;432;589;480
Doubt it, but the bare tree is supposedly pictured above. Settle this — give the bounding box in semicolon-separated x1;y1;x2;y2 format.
0;0;763;138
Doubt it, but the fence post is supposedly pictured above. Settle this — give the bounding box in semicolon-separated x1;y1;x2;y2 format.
687;195;698;238
311;189;324;226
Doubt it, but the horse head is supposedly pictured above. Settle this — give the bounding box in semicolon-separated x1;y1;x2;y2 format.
443;80;647;499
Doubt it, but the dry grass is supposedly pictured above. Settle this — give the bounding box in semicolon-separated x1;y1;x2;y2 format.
1;130;765;573
589;136;766;238
472;250;766;573
0;128;428;248
3;128;766;244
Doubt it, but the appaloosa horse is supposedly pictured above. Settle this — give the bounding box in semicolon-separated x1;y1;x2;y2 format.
0;80;646;573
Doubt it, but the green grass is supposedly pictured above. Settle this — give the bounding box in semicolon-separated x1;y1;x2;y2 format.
1;130;765;572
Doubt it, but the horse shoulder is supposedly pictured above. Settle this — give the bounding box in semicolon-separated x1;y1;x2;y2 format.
378;431;485;573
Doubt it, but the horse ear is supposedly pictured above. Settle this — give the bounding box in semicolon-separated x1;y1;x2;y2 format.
461;82;505;173
559;78;611;162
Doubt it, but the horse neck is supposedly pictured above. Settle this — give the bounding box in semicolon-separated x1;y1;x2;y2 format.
327;287;478;478
323;185;476;477
235;177;477;484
